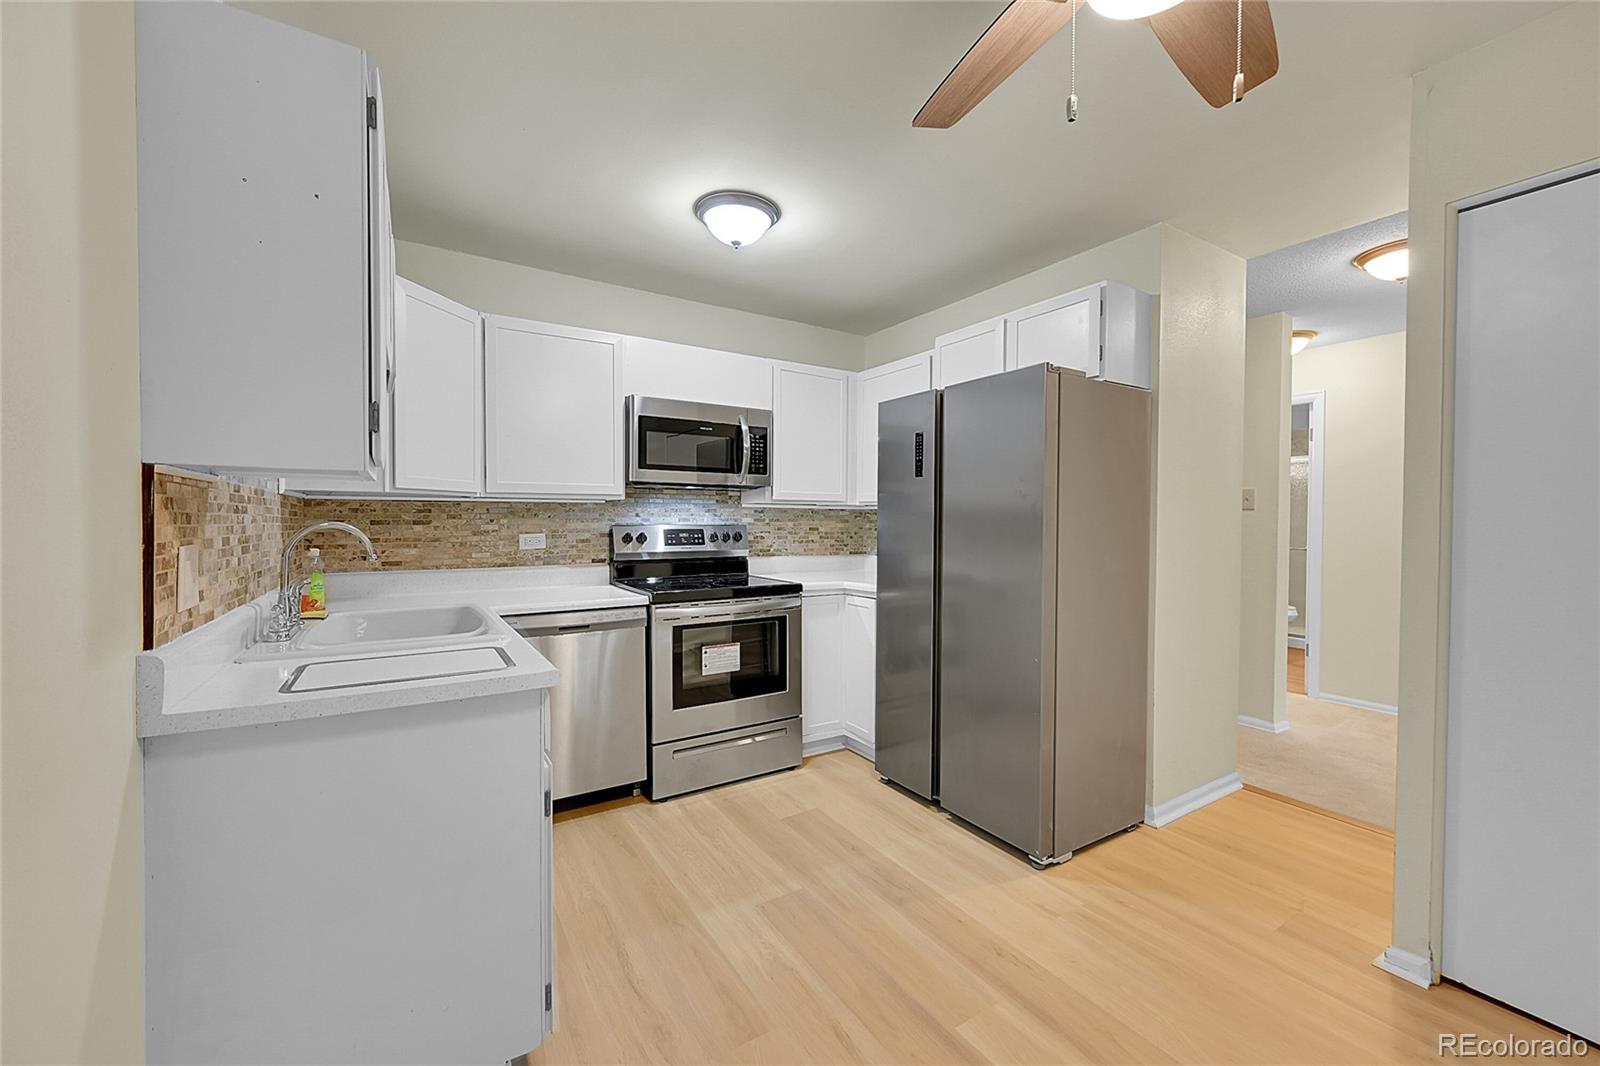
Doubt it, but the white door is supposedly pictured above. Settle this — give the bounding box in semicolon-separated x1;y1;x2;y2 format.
484;316;624;498
842;595;877;751
1006;287;1100;376
770;363;850;503
934;317;1006;388
392;279;482;494
853;353;932;505
1443;169;1599;1039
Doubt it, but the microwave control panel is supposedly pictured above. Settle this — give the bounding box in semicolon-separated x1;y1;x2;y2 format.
748;428;769;476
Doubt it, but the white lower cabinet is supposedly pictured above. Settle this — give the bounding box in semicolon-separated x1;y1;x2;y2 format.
484;315;625;498
800;592;876;757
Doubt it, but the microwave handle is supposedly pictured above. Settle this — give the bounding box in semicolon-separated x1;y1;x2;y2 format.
738;414;752;485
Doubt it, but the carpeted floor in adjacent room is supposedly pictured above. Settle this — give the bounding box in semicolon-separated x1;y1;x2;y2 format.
1236;694;1397;829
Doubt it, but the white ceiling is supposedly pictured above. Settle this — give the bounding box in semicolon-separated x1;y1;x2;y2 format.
245;1;1560;334
1247;211;1408;351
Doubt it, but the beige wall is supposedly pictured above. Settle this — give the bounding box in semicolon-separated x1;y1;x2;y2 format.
1239;315;1292;728
1293;332;1406;709
1394;2;1600;966
1;3;147;1060
398;239;866;371
1148;226;1247;807
862;226;1166;367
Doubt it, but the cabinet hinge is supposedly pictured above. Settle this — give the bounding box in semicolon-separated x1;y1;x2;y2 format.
368;400;381;434
367;96;378;130
544;983;553;1012
544;789;552;817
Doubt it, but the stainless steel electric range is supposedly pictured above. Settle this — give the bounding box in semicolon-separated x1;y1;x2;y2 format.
610;523;803;799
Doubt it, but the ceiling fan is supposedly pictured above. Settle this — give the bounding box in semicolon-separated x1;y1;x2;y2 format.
913;0;1279;128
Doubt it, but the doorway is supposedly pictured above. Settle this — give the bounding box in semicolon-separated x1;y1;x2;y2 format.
1288;393;1323;698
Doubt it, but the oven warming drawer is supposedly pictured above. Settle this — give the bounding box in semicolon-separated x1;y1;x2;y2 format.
650;717;802;800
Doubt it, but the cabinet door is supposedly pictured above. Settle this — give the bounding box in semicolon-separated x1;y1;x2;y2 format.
801;594;846;749
771;364;850;503
934;317;1007;388
484;316;623;498
1006;286;1101;376
392;278;482;494
843;595;877;750
621;337;773;411
136;2;377;477
853;353;932;505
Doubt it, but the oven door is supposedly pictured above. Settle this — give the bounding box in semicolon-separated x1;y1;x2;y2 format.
628;396;770;488
650;597;802;742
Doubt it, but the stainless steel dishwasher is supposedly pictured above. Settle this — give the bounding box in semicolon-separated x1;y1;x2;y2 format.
507;606;648;801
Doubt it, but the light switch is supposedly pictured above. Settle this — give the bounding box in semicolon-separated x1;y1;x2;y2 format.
1241;488;1257;512
518;532;547;551
177;544;200;611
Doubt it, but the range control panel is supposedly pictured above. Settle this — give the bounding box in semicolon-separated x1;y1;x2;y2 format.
611;523;749;557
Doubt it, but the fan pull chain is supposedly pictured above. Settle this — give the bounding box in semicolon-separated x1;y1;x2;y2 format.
1067;0;1079;123
1231;0;1245;103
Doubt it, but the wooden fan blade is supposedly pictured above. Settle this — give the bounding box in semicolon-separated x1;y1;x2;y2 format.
1147;0;1278;109
914;0;1084;129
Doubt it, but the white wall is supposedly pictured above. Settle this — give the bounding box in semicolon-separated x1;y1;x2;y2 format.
1293;332;1405;710
1148;226;1247;808
862;226;1165;367
1239;315;1292;728
1;3;147;1060
1394;1;1600;969
398;239;865;371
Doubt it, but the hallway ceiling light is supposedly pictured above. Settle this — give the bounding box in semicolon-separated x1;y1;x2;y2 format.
1353;239;1408;282
1291;329;1318;355
693;191;781;250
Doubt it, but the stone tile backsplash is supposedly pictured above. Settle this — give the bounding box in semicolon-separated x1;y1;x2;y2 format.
150;473;875;646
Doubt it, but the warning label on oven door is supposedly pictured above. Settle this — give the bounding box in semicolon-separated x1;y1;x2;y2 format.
701;642;741;675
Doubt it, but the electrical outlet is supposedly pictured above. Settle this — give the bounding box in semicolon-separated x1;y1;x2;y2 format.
1241;488;1257;512
518;532;547;551
177;544;200;611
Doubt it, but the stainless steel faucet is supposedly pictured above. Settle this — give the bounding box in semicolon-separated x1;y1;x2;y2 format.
264;521;380;642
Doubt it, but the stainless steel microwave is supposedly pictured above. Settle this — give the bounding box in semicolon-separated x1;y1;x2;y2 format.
626;396;771;489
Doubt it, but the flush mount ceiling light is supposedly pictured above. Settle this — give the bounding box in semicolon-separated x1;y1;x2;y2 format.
693;191;781;250
1291;329;1318;355
1353;239;1409;282
1086;0;1184;19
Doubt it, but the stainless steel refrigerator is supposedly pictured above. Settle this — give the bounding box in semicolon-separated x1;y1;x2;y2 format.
875;363;1151;866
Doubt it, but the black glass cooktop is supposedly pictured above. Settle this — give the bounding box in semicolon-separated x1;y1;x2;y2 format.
612;572;802;605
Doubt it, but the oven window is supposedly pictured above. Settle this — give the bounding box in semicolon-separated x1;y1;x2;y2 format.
636;415;740;474
672;616;787;709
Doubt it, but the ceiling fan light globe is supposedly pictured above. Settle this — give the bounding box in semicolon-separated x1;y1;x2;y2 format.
1087;0;1184;20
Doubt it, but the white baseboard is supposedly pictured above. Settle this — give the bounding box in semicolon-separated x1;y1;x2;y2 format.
841;724;874;761
1287;635;1307;650
1237;714;1292;734
1144;771;1243;828
1373;945;1434;989
1317;692;1399;716
802;736;845;756
803;723;875;762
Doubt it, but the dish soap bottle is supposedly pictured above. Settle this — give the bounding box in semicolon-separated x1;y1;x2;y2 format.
300;547;328;620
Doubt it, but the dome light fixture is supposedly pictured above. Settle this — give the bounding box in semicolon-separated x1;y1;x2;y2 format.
693;190;781;250
1291;329;1318;355
1353;239;1409;282
1086;0;1184;20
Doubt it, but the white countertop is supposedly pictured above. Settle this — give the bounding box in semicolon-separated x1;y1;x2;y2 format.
138;559;869;738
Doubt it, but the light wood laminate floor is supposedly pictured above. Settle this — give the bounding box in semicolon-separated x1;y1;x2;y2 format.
532;751;1555;1064
1288;647;1307;695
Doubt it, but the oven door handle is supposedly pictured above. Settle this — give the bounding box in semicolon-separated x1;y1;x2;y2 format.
653;597;801;625
737;414;752;486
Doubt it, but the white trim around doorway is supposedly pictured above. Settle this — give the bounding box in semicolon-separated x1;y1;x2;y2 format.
1293;391;1326;699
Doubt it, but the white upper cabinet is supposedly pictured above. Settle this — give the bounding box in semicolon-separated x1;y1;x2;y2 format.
136;2;391;478
933;317;1007;388
392;279;483;495
484;316;624;498
852;352;932;506
761;363;851;504
621;337;773;411
1006;287;1101;376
